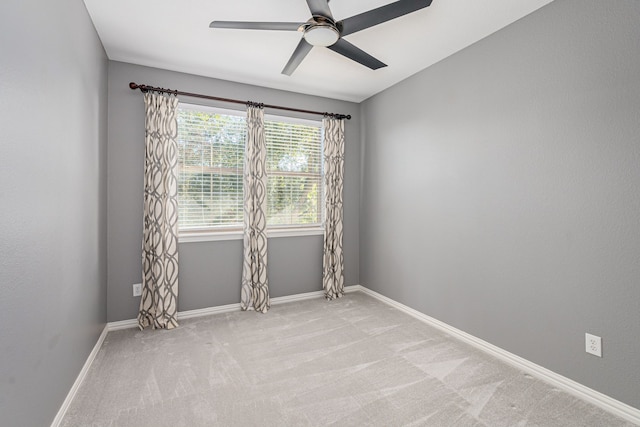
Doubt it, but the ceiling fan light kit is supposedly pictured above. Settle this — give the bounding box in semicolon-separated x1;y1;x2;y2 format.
303;24;340;47
210;0;433;75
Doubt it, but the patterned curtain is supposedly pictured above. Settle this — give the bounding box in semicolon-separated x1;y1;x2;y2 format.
138;92;180;330
241;104;270;313
323;117;345;300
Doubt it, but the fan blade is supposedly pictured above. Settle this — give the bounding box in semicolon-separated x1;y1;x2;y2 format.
339;0;432;36
282;39;313;76
306;0;333;18
209;21;303;31
327;39;386;70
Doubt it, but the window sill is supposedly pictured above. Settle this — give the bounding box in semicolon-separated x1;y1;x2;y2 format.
179;227;324;243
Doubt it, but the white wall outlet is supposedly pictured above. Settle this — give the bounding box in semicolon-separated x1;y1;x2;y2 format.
585;333;602;357
132;283;142;297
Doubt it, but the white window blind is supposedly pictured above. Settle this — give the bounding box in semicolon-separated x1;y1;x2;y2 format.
177;105;246;230
177;104;323;233
265;115;323;228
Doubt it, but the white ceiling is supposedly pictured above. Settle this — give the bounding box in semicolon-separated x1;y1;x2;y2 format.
83;0;554;103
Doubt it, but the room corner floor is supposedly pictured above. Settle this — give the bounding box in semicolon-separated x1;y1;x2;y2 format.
61;292;634;426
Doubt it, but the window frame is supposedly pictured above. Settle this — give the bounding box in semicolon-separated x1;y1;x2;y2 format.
176;103;325;243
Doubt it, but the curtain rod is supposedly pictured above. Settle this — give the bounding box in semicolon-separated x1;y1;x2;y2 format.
128;82;351;120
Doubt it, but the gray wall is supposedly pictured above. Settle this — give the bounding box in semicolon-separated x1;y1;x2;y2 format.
0;0;108;425
107;61;360;322
360;0;640;409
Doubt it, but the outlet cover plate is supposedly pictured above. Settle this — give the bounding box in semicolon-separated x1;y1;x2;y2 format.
585;333;602;357
132;283;142;297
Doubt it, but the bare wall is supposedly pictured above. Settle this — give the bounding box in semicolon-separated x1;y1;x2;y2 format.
0;0;108;425
360;0;640;409
107;61;360;322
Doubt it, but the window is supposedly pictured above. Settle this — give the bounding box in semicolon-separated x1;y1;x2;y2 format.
177;104;323;240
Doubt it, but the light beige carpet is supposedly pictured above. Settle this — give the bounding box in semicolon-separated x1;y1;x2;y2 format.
61;292;634;426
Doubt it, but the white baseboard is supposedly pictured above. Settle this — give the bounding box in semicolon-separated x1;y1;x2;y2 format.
108;301;245;330
107;285;361;332
356;285;640;425
106;318;139;331
50;325;109;427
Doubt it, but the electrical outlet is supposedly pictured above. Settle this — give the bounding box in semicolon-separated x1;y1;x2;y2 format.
585;333;602;357
132;283;142;297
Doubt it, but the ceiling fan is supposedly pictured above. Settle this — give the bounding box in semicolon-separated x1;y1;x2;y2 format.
209;0;433;76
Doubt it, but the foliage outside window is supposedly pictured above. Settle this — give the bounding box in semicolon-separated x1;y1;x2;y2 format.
177;104;323;234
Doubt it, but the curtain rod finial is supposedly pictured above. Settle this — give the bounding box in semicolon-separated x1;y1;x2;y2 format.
129;82;138;90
